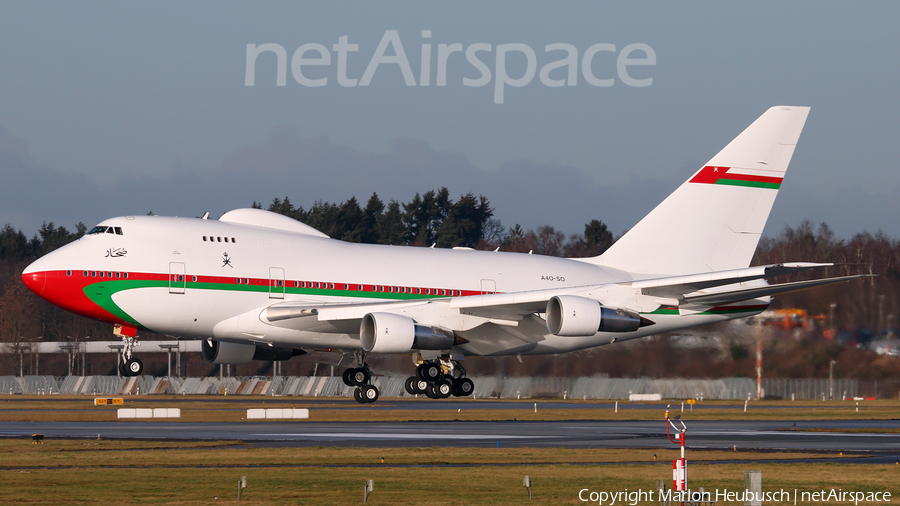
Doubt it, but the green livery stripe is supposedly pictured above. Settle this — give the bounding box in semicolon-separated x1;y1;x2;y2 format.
715;179;781;190
641;305;767;317
83;280;167;327
83;279;449;328
643;307;679;315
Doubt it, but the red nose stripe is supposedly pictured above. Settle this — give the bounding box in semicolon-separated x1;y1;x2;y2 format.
30;270;123;323
22;270;47;296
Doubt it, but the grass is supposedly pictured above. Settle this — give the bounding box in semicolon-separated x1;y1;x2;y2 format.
0;440;896;505
1;395;899;423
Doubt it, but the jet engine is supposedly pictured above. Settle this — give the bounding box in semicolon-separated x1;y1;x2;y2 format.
546;295;645;337
201;338;305;364
360;312;455;353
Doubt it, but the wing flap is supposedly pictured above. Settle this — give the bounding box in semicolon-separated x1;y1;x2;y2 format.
631;262;832;299
683;275;872;305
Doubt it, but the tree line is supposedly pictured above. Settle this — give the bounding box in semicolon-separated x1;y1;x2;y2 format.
256;188;615;256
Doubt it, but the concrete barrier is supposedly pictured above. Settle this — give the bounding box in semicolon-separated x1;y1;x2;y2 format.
629;393;662;401
247;408;308;419
117;407;181;419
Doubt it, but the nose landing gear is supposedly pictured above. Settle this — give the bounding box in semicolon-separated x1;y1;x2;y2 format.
114;324;143;377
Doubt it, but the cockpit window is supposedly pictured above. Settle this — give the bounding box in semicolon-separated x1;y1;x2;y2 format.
88;225;124;235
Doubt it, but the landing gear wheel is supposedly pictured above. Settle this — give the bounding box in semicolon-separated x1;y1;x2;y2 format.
415;379;429;394
125;357;143;376
349;367;370;386
361;384;379;403
118;361;127;377
435;379;453;399
453;378;475;397
417;362;442;381
353;387;364;403
425;383;441;399
342;368;355;387
405;376;419;396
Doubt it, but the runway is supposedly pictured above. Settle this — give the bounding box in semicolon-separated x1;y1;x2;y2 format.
4;419;900;461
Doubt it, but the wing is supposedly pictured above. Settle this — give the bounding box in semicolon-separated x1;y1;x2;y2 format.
261;263;869;331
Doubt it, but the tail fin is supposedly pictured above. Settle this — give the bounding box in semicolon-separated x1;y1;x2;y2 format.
592;106;810;275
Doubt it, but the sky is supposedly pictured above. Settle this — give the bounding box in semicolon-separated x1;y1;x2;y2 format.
1;2;899;240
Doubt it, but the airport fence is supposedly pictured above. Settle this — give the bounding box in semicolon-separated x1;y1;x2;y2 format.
0;374;868;399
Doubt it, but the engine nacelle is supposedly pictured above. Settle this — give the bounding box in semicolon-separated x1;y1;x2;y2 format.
360;312;455;353
546;295;645;336
201;339;304;364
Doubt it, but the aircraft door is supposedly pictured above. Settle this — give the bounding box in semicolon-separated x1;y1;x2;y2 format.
269;267;285;299
169;262;186;294
480;279;497;295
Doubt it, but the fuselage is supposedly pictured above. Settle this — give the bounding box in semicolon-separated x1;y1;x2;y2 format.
22;210;766;357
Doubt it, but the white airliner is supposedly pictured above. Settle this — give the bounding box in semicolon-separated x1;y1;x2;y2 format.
22;106;865;403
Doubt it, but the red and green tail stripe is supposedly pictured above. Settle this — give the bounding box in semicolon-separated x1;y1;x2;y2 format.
690;166;782;189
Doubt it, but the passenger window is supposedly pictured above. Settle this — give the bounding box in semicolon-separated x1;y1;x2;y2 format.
203;236;207;241
124;273;129;279
232;238;236;243
66;270;72;276
83;271;88;277
115;272;120;279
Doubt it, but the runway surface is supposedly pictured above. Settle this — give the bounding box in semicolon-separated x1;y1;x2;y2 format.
4;419;900;461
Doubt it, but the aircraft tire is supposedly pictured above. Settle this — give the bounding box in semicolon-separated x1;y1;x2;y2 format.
435;379;453;399
454;378;475;397
126;358;143;376
353;387;365;403
417;363;441;381
415;379;429;394
342;368;355;387
362;384;379;403
118;361;128;377
404;376;418;395
350;367;369;386
425;383;441;399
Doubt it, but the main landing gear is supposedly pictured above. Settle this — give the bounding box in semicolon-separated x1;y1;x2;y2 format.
114;324;143;377
342;352;379;404
405;359;474;399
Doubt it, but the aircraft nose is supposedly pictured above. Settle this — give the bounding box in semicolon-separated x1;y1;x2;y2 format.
22;259;47;296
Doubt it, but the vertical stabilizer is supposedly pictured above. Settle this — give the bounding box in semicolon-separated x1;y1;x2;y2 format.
592;106;810;275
